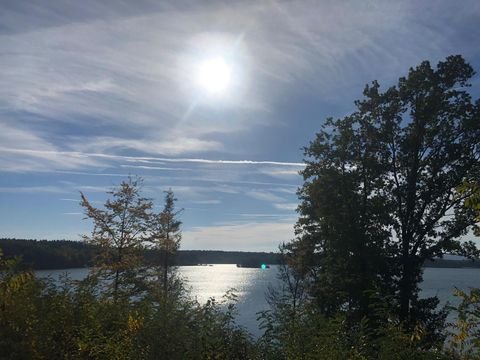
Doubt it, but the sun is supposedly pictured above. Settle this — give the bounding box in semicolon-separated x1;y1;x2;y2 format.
197;57;232;95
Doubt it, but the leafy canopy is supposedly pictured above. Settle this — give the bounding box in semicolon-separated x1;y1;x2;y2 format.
291;55;480;326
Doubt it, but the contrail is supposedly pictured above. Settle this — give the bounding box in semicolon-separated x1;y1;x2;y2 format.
0;147;305;167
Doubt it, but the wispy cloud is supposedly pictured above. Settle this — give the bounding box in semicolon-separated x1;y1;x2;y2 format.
1;0;442;167
121;157;304;167
1;0;479;247
3;0;462;173
54;170;131;177
0;186;68;194
0;147;304;171
245;190;286;203
70;136;224;156
259;167;301;178
120;165;193;171
182;220;295;251
190;199;222;205
60;197;102;204
0;2;273;161
1;1;479;164
239;213;295;218
271;188;297;195
77;185;113;193
0;123;102;172
273;203;298;211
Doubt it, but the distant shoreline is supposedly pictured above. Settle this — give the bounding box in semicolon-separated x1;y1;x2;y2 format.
2;238;479;270
0;238;281;270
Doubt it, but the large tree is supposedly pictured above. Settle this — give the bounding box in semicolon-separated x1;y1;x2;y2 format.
292;55;480;325
80;177;152;299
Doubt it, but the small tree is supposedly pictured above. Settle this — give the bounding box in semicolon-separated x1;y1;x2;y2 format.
148;189;182;293
80;177;152;299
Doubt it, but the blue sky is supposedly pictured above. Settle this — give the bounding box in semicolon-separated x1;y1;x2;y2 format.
1;0;479;251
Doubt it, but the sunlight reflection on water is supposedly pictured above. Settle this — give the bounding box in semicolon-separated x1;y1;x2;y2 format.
36;264;281;337
35;266;480;337
180;264;272;302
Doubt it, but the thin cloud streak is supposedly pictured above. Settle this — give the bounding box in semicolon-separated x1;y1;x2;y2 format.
0;186;68;194
0;147;305;170
239;213;295;218
120;165;193;171
119;156;305;167
246;190;286;203
190;199;222;205
54;170;131;177
273;203;298;211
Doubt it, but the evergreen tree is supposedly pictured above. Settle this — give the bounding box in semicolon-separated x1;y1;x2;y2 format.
148;189;182;293
80;177;152;299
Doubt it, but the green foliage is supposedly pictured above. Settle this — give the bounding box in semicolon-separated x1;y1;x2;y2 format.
139;290;255;360
290;55;479;337
80;177;153;300
0;261;255;359
0;249;36;359
256;251;448;359
257;300;450;360
446;288;480;359
459;178;480;238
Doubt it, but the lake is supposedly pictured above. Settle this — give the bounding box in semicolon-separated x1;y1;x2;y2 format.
35;265;480;338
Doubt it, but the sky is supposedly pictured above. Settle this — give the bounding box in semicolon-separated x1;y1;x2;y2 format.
1;0;479;251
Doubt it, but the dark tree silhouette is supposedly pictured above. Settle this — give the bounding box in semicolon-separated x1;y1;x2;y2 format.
291;55;480;328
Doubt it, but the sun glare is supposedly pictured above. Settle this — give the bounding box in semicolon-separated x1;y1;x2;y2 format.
197;57;232;95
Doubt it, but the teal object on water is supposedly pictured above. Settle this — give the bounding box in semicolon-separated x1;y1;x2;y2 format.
261;263;267;270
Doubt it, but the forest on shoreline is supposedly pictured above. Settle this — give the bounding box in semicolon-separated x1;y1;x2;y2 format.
0;238;281;270
1;238;478;270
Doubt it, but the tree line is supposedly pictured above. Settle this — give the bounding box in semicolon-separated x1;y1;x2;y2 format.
0;238;281;270
1;55;479;359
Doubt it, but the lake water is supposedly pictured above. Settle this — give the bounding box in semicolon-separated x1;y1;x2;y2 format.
36;265;480;338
